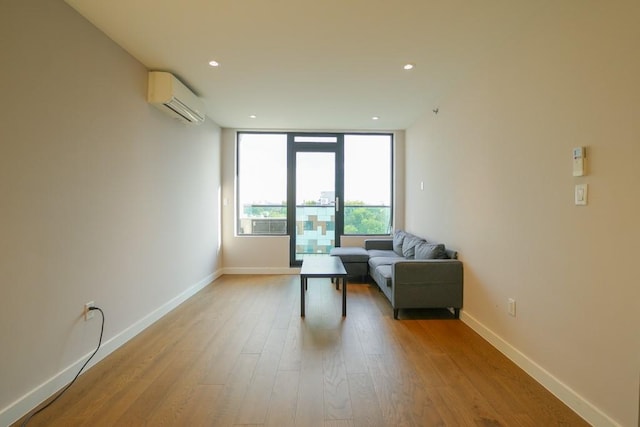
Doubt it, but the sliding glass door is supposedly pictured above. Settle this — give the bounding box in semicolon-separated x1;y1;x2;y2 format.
288;134;343;265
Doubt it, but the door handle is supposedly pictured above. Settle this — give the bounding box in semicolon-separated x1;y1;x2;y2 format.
335;197;339;211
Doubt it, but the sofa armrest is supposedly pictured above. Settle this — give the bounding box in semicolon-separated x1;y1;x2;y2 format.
391;259;463;309
393;259;463;285
365;239;393;250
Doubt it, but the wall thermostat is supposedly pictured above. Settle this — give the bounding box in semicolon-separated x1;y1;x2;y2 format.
573;147;586;176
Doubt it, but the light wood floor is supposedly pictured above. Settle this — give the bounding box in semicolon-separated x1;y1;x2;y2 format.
16;275;589;426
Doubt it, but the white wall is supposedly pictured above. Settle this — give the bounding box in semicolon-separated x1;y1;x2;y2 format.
220;129;405;272
0;1;222;424
404;1;639;426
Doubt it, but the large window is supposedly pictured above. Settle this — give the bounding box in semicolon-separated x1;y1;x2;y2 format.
344;134;392;235
237;133;287;235
236;132;392;239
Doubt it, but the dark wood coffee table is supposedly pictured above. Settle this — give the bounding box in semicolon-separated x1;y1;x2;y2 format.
300;256;348;317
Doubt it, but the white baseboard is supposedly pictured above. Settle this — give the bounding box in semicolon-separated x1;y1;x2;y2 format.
222;267;300;275
1;271;221;427
460;311;620;427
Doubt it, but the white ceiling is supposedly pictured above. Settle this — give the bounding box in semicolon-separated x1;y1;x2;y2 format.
65;0;547;131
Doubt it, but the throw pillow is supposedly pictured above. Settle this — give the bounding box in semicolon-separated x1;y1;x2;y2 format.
392;230;405;256
414;242;448;260
401;234;423;258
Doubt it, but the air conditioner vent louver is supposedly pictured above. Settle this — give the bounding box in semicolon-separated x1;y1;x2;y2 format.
147;71;205;124
165;97;203;123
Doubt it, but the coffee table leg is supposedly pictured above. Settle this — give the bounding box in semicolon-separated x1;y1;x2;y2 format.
300;276;305;317
342;277;347;316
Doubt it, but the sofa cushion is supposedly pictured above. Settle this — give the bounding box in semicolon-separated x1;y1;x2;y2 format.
367;249;401;259
374;265;393;287
369;256;403;271
330;247;369;262
392;230;406;256
414;242;448;260
401;234;424;259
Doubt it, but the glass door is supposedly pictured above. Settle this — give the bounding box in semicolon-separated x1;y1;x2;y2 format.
288;134;343;266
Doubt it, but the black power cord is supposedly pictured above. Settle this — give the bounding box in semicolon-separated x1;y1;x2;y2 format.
21;306;105;426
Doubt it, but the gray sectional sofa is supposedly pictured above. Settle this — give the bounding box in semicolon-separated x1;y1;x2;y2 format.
331;230;463;319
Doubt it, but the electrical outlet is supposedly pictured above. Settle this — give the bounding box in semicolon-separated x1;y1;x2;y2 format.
84;301;95;321
507;298;516;317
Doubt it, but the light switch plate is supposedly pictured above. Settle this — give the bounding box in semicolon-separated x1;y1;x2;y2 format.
575;184;588;205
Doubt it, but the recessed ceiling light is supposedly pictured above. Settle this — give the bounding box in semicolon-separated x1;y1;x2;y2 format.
403;63;414;70
208;60;220;67
249;114;257;119
372;116;380;121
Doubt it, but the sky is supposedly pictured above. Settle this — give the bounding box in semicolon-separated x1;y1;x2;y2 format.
238;133;391;206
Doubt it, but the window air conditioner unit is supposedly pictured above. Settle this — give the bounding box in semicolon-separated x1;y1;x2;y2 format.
147;71;205;124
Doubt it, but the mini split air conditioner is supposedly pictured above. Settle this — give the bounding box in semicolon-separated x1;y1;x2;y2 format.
147;71;205;124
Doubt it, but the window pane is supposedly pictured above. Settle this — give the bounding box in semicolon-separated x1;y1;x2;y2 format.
344;134;392;235
237;133;287;235
295;152;335;260
294;136;337;143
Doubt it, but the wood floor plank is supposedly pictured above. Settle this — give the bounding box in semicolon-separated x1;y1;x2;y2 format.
113;350;199;425
322;346;353;420
339;316;368;375
347;372;385;427
325;420;355;427
235;328;288;424
366;352;423;426
200;298;263;385
209;353;259;426
278;317;303;372
352;313;386;356
13;275;589;427
429;353;511;426
80;377;158;426
295;349;325;426
264;370;299;427
144;351;213;425
386;320;447;388
271;276;297;330
240;278;282;355
338;285;371;375
177;384;224;426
